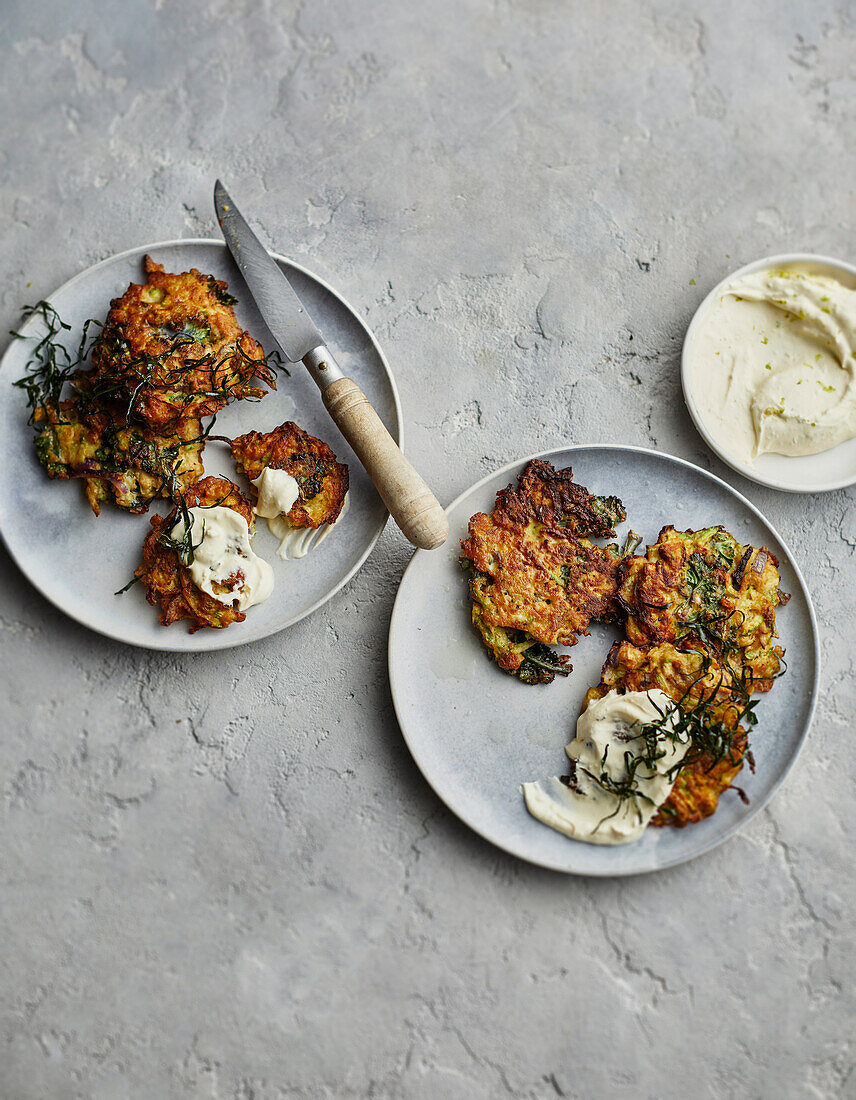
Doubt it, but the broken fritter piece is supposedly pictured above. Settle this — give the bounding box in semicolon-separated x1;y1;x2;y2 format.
617;525;789;692
228;421;349;529
658;732;748;826
496;458;626;538
33;385;204;516
135;476;257;632
583;639;750;827
468;603;573;685
90;256;275;429
460;460;627;684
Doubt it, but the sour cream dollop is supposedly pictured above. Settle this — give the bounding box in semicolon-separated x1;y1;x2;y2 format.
248;465;349;561
686;267;856;463
172;506;274;611
522;689;689;846
267;492;350;560
251;467;301;520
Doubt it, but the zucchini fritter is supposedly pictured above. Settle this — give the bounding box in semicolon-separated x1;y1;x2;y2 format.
584;640;749;827
618;525;789;692
91;256;275;429
229;421;349;528
469;604;572;686
497;458;626;538
33;389;204;516
460;461;627;684
135;477;256;632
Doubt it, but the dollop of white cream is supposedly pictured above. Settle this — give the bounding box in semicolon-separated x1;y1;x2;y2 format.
251;467;300;520
522;689;689;846
267;491;350;560
686;267;856;463
172;506;274;611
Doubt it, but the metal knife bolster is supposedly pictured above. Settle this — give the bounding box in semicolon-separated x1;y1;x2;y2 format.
302;345;345;390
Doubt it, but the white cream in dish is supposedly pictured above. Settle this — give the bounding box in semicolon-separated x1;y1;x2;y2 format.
172;506;274;610
686;267;856;464
265;490;350;560
522;689;689;846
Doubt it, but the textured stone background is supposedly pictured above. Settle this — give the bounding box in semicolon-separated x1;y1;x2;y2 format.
1;1;854;1097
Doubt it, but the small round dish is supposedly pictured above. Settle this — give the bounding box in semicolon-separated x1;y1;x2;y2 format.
0;240;402;651
682;252;856;493
388;446;819;876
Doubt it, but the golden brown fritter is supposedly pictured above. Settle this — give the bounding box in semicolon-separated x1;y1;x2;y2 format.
33;386;204;516
91;256;275;429
460;460;627;684
583;639;750;827
495;458;626;539
467;606;573;682
618;525;789;692
464;517;619;646
661;737;747;826
229;421;349;528
135;477;255;632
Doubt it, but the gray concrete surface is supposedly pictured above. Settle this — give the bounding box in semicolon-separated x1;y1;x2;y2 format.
1;1;854;1096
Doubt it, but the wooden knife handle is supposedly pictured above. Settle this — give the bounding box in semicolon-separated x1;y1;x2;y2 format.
322;377;449;550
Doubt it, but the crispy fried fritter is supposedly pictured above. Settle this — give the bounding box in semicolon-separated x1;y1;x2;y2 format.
469;603;573;685
496;458;626;539
91;256;275;429
33;386;204;516
135;477;255;632
229;421;349;528
460;461;626;683
464;528;618;648
618;525;789;692
583;639;749;827
661;735;748;826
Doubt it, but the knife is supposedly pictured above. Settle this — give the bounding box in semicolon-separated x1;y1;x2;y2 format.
213;181;449;551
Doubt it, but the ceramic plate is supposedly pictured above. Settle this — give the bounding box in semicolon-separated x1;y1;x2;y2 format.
388;446;819;876
682;252;856;493
0;240;401;651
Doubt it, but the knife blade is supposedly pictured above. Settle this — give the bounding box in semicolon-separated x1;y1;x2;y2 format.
213;180;449;551
214;180;324;365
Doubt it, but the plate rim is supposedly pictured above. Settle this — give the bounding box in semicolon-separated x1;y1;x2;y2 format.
0;238;404;652
681;250;856;494
388;444;821;876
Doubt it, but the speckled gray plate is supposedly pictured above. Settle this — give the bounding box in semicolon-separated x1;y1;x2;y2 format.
0;240;401;651
388;447;819;876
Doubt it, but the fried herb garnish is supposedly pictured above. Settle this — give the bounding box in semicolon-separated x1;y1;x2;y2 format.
115;488;207;598
575;696;684;826
154;478;238;567
86;332;288;426
580;753;657;825
641;629;786;782
576;618;789;824
114;575;142;596
157;493;203;566
10;302;102;427
11;301;288;432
